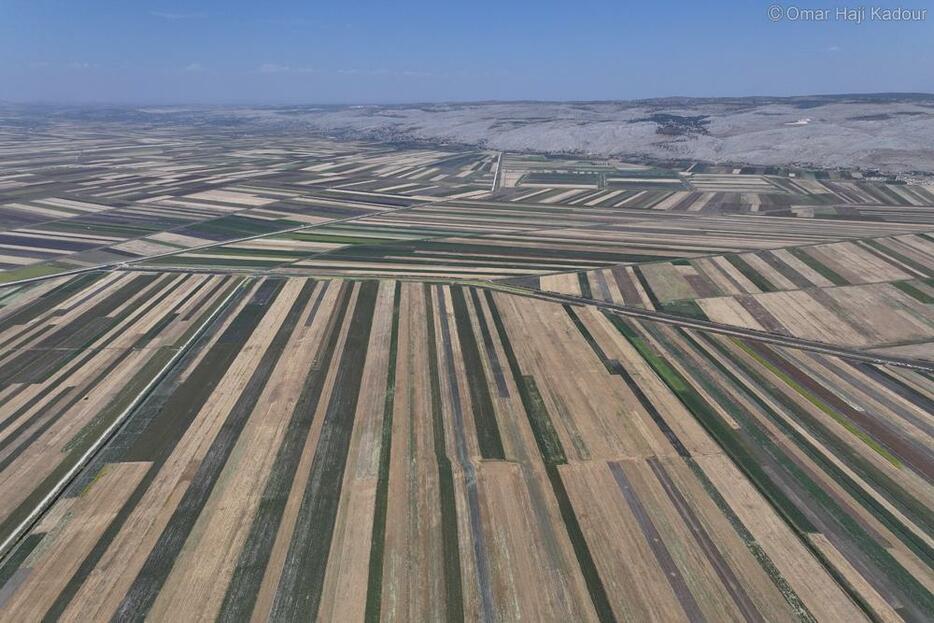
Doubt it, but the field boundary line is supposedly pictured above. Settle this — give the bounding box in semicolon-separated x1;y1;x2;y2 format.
479;282;934;372
0;279;248;562
0;195;441;290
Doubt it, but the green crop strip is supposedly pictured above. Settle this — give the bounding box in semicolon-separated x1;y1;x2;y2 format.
0;262;76;283
61;347;175;454
725;255;777;292
522;377;567;465
451;286;505;459
690;335;934;619
892;280;934;304
364;282;402;623
606;316;687;392
283;232;399;245
269;282;380;622
611;320;934;618
0;533;42;590
423;284;466;623
577;272;593;298
685;330;934;565
684;459;817;622
732;340;901;468
217;282;356;622
0;272;102;335
787;248;848;286
484;291;616;623
659;299;708;320
861;239;931;276
566;307;690;457
603;313;817;533
118;279;310;621
631;266;661;308
198;247;309;258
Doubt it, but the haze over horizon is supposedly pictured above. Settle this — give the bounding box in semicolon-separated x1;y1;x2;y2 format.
2;0;932;105
4;92;934;109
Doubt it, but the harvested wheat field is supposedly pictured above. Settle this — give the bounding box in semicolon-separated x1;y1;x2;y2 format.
0;274;930;622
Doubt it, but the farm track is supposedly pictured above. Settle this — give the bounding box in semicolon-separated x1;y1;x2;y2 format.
0;278;247;562
56;264;934;371
486;283;934;372
0;130;931;621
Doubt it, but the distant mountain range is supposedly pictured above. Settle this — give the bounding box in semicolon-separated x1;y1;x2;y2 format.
5;93;934;176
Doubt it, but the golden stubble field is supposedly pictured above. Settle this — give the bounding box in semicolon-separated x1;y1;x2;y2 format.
0;274;929;622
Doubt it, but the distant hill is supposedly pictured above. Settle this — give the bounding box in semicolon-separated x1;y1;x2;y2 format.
6;94;934;176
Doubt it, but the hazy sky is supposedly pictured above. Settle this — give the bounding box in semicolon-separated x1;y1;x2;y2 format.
1;1;932;104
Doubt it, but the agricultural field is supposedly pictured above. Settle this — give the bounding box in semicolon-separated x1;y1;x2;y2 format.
0;272;241;557
0;127;494;283
0;114;931;622
516;233;934;355
0;276;930;621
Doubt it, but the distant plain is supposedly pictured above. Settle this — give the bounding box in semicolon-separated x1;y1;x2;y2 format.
0;101;931;622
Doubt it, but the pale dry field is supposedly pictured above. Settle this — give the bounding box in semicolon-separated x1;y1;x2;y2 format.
0;275;929;621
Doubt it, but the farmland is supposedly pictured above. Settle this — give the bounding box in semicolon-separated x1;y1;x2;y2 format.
520;232;934;352
0;112;931;622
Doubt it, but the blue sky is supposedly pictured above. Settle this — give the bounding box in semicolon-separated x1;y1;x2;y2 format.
1;1;931;104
